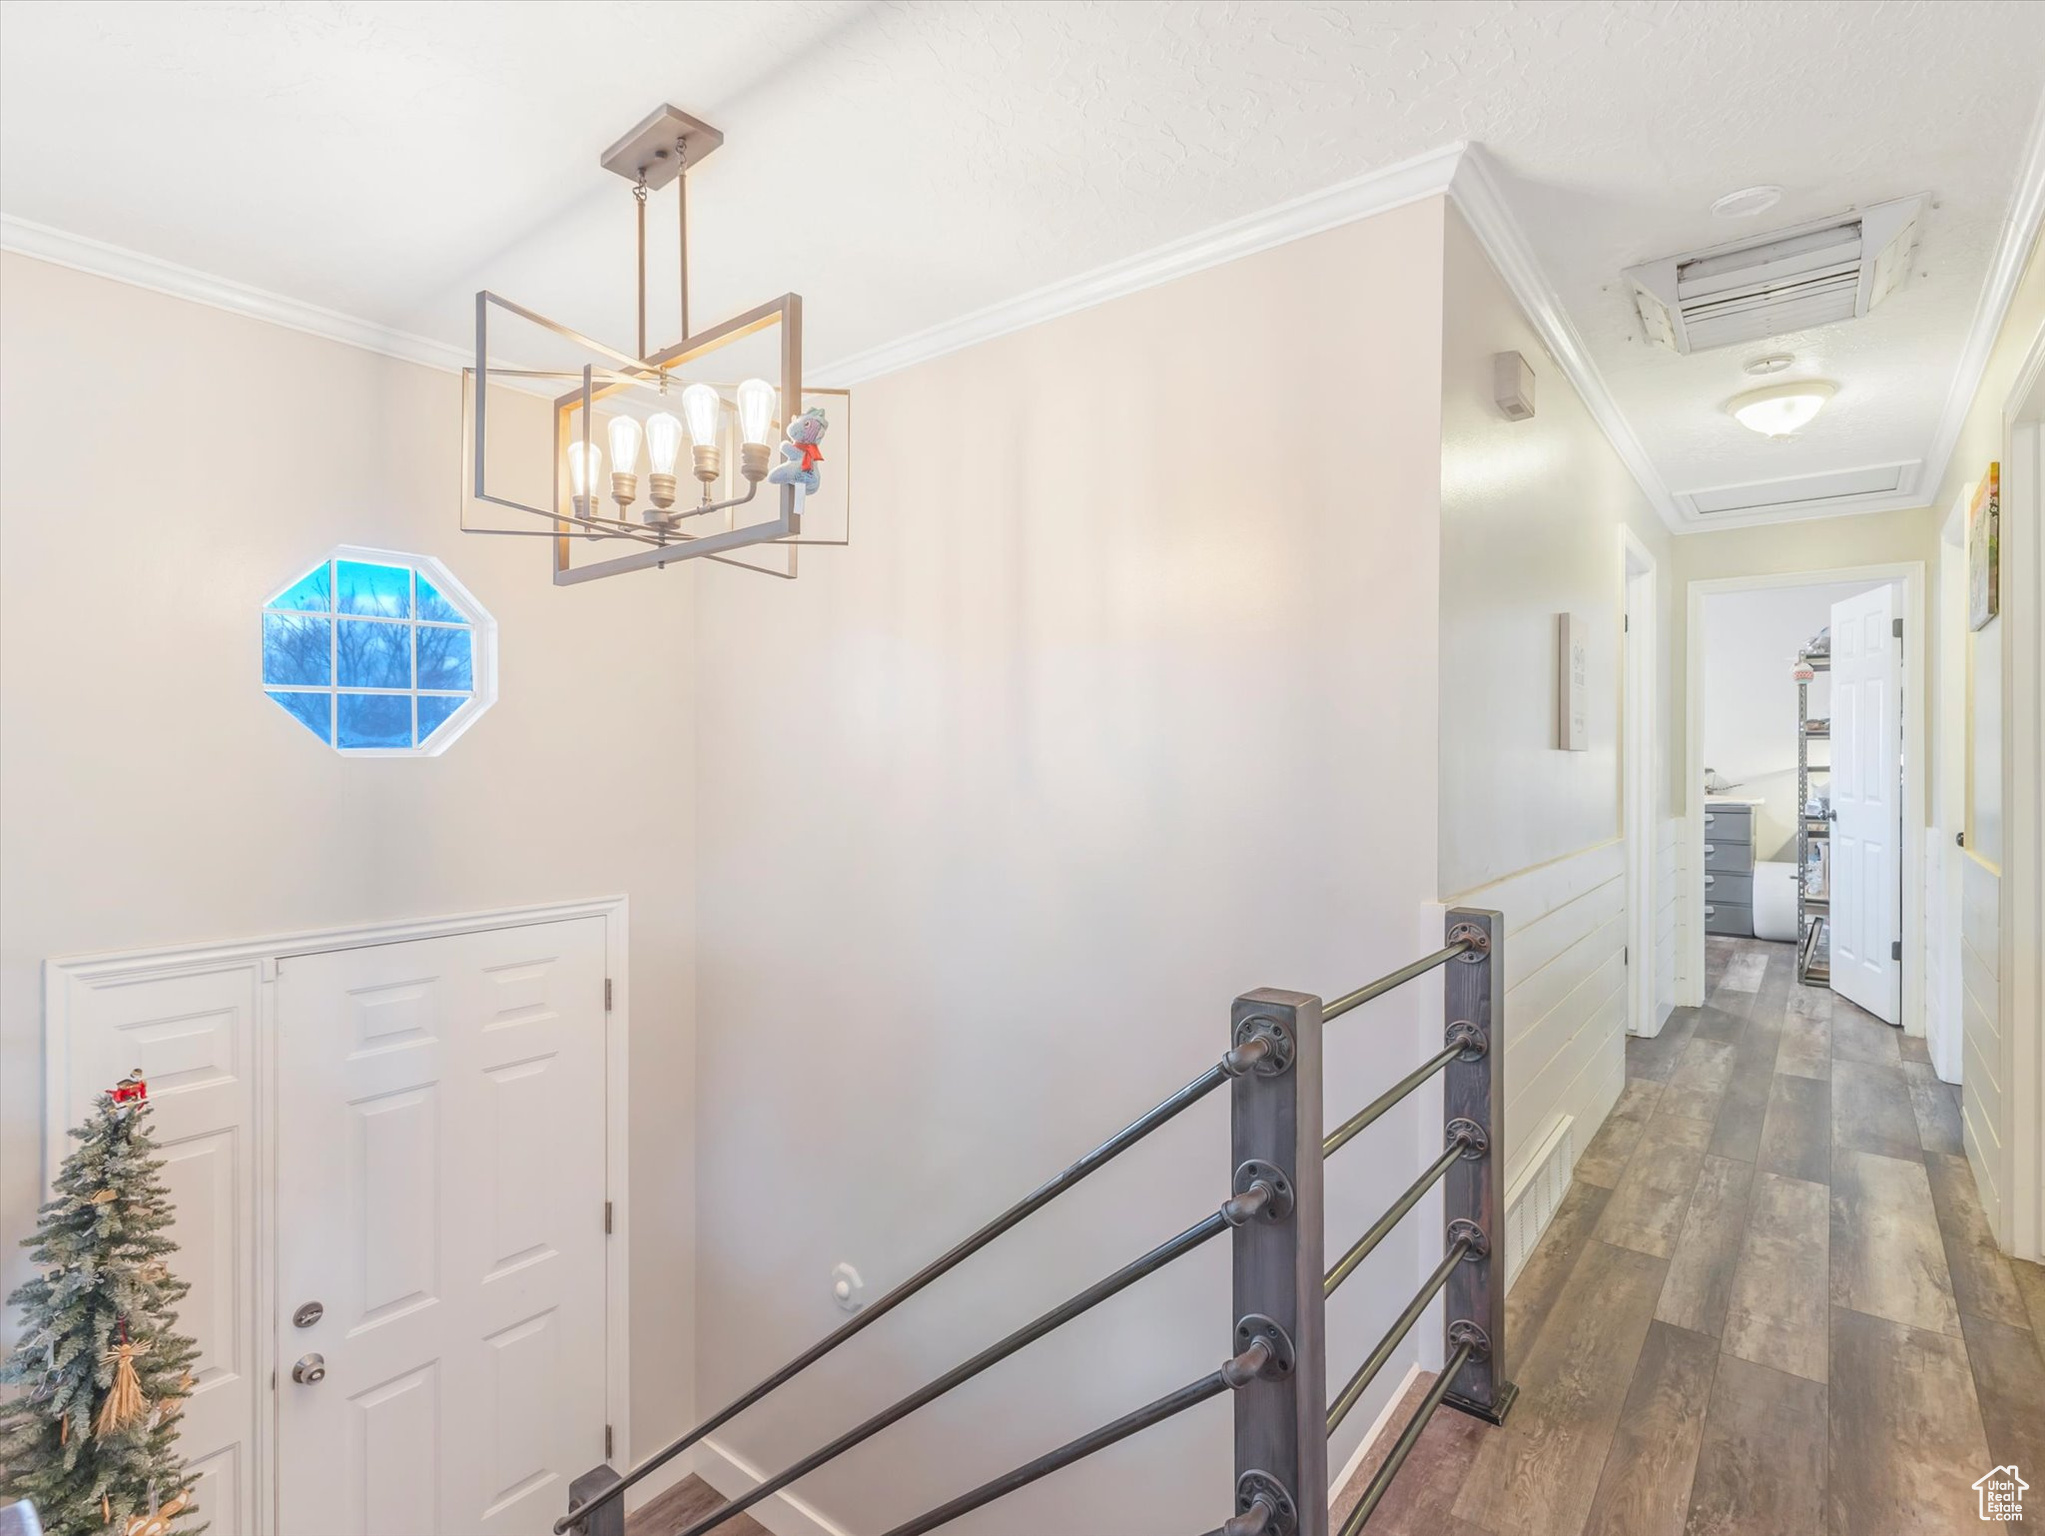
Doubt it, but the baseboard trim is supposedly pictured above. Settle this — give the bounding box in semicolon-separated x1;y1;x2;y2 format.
1330;1360;1427;1502
694;1436;857;1536
622;1450;699;1516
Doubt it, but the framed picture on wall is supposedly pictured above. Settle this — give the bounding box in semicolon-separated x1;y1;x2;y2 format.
1556;613;1588;751
1969;462;2000;631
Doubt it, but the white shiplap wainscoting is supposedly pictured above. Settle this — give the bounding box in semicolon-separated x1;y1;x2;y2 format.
1656;817;1682;1029
1924;827;1967;1085
1451;841;1629;1282
1961;856;2004;1238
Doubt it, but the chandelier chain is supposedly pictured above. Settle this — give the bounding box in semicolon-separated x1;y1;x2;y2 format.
675;136;691;340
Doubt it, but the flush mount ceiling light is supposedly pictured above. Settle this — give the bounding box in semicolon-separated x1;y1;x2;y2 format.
462;104;850;584
1727;379;1837;438
1711;185;1785;219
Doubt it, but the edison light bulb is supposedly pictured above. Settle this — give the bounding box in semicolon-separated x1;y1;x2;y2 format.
565;441;602;516
735;378;776;483
645;411;684;510
681;382;722;484
736;379;776;446
607;415;643;509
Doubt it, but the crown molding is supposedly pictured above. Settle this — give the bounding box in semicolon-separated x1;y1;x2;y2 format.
5;143;1464;393
808;142;1468;388
0;212;473;373
1919;85;2045;509
1445;147;1685;532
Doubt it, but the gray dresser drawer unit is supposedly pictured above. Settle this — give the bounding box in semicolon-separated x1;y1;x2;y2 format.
1703;870;1753;906
1703;839;1755;873
1703;805;1753;844
1704;900;1754;937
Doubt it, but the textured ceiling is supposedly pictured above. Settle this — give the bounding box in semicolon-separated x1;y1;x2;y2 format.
3;1;2042;519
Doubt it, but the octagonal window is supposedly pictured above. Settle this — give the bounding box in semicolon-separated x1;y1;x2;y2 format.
262;548;495;754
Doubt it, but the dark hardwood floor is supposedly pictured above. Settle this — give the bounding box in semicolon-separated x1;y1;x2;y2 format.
1334;936;2045;1536
627;1475;771;1536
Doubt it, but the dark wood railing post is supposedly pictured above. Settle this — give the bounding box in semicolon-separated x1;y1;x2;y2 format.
566;1463;625;1536
1230;988;1327;1536
1440;907;1516;1425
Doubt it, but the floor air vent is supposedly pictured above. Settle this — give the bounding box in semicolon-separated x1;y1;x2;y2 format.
1626;194;1925;354
1503;1114;1573;1289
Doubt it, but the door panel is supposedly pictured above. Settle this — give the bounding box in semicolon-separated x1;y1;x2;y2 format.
277;918;608;1536
1830;585;1901;1022
51;965;261;1530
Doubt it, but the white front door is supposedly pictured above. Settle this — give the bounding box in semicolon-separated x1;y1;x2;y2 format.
1830;585;1902;1022
276;917;610;1536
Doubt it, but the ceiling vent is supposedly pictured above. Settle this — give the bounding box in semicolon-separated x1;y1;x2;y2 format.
1626;194;1926;354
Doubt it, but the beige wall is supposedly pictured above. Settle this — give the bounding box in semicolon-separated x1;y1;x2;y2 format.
1437;204;1676;899
0;255;701;1453
1931;227;2045;867
689;200;1451;1530
1920;226;2045;1251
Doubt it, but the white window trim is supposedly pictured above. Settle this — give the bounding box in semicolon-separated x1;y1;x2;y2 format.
260;543;499;757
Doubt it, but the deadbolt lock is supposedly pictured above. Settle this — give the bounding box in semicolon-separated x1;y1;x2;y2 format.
290;1353;326;1385
292;1301;324;1329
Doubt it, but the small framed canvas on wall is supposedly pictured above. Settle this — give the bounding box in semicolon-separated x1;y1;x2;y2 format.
1557;613;1588;751
1969;462;2000;631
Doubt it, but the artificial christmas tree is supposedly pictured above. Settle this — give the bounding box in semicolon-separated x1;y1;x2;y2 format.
0;1074;201;1535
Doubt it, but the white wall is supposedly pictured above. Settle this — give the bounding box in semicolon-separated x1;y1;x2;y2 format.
1435;206;1671;1202
0;255;701;1460
1436;210;1676;894
687;200;1450;1533
1700;581;1884;863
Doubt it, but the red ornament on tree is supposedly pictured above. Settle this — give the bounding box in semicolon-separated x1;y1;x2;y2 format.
111;1070;148;1106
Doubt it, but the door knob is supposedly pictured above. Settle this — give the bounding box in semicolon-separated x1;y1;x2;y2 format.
291;1353;326;1385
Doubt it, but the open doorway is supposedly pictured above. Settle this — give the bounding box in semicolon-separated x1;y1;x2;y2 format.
1685;564;1927;1031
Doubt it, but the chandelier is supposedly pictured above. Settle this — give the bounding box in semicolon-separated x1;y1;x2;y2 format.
462;105;849;583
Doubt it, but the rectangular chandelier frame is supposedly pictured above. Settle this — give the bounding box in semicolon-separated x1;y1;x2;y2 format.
467;290;804;585
462;105;844;585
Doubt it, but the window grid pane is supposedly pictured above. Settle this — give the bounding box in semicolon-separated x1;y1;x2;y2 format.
263;554;485;754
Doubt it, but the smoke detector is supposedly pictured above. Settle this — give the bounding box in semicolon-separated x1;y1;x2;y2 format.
1625;194;1926;354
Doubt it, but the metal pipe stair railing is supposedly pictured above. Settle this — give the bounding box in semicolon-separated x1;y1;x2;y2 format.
560;906;1511;1536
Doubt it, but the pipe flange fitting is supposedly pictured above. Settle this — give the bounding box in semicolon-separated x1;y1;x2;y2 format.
1232;1159;1295;1221
1448;1319;1494;1359
1232;1314;1296;1380
1447;921;1491;961
1447;1118;1489;1159
1230;1016;1295;1077
1446;1218;1490;1260
1234;1472;1298;1536
1446;1020;1488;1060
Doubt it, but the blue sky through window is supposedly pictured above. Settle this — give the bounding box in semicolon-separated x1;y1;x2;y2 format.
263;554;485;752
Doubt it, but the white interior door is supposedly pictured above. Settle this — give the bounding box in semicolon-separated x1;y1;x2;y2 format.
276;917;609;1536
1831;585;1902;1022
